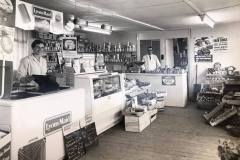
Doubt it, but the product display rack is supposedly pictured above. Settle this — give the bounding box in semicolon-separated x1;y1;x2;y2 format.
104;51;137;72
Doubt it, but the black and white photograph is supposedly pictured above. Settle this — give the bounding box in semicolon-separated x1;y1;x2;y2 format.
0;0;240;160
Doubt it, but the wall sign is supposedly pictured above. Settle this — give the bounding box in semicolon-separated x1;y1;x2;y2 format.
213;37;228;53
194;55;213;62
194;37;214;63
162;76;176;86
0;0;15;27
15;0;63;34
44;111;72;136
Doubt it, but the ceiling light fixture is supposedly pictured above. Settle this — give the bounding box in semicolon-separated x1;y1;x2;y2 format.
113;13;164;31
81;25;112;35
64;14;75;31
199;14;215;28
183;0;215;28
65;0;164;31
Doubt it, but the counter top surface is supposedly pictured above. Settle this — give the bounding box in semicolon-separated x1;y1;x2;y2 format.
125;72;187;76
0;87;79;103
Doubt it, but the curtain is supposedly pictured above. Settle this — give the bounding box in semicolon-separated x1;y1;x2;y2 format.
13;28;31;70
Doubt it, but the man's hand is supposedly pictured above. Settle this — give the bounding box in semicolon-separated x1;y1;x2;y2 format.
20;75;34;83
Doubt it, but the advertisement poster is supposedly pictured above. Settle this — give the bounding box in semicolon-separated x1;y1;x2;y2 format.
73;54;95;74
15;0;63;34
162;76;176;86
213;37;228;53
194;37;213;62
0;25;15;61
0;0;15;27
62;37;77;58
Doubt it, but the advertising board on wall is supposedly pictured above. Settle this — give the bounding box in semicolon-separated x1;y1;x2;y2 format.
15;0;63;34
194;36;228;63
194;36;213;62
213;37;228;53
0;0;15;27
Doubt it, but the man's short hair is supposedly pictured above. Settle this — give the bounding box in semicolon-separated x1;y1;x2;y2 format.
31;39;45;49
147;46;153;51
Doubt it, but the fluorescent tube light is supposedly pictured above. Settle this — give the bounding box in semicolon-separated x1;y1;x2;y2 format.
65;0;164;31
81;25;112;35
200;14;215;28
114;13;164;31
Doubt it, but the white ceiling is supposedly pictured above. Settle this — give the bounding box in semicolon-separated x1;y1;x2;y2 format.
26;0;240;31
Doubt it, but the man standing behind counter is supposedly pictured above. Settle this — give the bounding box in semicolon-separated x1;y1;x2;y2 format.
141;46;161;72
17;40;47;83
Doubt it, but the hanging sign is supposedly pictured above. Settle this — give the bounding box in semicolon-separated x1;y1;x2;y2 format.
33;6;53;19
15;0;63;34
194;37;213;62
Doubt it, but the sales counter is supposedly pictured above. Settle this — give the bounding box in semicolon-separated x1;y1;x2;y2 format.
126;73;188;107
0;88;85;160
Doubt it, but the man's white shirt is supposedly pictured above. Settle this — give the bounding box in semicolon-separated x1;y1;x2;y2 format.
142;54;161;71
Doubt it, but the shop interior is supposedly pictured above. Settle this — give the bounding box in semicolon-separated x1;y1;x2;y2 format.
0;0;240;159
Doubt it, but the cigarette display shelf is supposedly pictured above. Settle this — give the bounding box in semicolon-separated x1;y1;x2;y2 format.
197;83;223;110
203;92;240;127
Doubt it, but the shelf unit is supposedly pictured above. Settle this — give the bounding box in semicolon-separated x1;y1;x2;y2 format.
104;51;137;72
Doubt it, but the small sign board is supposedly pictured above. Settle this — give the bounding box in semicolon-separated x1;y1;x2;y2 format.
81;123;98;148
33;6;52;19
194;55;213;62
44;111;72;136
162;76;176;86
62;121;86;160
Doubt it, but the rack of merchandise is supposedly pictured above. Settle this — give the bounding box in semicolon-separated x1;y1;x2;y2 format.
76;37;138;72
104;51;137;72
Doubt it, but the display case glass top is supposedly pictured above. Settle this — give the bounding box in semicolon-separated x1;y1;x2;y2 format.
93;75;121;99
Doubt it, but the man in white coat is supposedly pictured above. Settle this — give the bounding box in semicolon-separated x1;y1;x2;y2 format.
17;39;47;83
141;46;161;72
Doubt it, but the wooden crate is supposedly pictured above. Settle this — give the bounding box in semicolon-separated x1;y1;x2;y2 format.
148;108;157;122
125;112;150;132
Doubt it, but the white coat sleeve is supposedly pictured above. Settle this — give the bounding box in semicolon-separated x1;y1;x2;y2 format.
155;55;161;68
141;55;146;70
17;57;29;79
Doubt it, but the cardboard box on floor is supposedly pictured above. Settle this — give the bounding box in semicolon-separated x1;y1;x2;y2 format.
125;108;157;132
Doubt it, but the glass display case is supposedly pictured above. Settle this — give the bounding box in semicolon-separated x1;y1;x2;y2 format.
74;73;125;135
93;75;121;99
